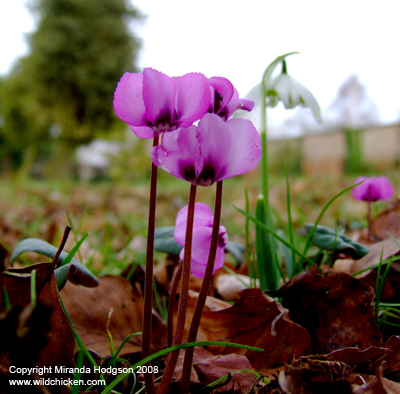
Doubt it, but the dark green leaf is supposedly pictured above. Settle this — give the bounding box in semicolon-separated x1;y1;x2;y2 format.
225;241;245;266
305;224;369;259
11;238;98;290
154;226;183;255
11;238;80;265
55;262;99;290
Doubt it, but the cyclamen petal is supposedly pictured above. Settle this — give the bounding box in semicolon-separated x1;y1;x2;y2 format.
175;202;228;278
113;72;146;126
352;176;394;202
142;68;177;131
151;113;261;186
174;73;216;128
113;68;210;138
175;203;214;246
209;77;254;120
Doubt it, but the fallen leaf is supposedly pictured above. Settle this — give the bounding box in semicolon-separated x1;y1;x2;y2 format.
278;354;355;394
329;347;387;374
171;347;257;394
370;336;400;382
276;266;382;354
371;200;400;241
350;236;400;275
215;274;259;301
179;288;310;370
0;269;74;392
352;365;399;394
60;275;166;357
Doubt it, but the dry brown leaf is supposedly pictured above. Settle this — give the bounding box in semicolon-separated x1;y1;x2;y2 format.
277;356;400;394
170;347;257;394
278;354;355;394
0;267;74;393
370;336;400;382
277;266;382;354
352;365;399;394
329;347;387;373
179;288;310;370
350;236;400;275
371;200;400;241
60;275;166;357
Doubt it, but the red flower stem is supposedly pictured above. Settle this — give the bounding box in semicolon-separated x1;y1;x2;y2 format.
367;201;372;241
167;264;182;347
180;180;223;394
142;135;159;394
158;184;197;394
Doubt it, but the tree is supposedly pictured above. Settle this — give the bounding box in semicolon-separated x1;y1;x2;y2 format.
326;74;379;129
0;60;51;178
0;0;143;178
28;0;142;142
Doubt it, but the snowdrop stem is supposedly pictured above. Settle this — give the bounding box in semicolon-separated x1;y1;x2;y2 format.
260;71;269;203
180;180;223;394
158;184;197;394
142;135;159;394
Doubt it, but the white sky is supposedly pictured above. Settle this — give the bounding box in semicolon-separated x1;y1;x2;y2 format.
1;0;399;130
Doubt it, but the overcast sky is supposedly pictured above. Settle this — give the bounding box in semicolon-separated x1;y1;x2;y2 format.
1;0;399;133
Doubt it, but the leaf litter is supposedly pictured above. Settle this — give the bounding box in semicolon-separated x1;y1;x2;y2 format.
3;189;400;393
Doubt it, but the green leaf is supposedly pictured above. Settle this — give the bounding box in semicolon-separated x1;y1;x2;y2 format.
255;195;281;290
225;241;245;266
305;224;369;259
301;182;363;262
11;238;80;265
154;226;183;255
54;262;99;290
11;237;98;290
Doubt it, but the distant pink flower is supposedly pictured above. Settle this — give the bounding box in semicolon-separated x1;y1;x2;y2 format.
113;68;210;139
352;176;394;202
175;203;228;278
208;77;254;120
151;113;261;186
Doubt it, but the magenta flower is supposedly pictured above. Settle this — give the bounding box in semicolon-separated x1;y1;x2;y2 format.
151;113;261;186
352;176;394;202
208;77;254;120
175;203;228;278
113;68;210;139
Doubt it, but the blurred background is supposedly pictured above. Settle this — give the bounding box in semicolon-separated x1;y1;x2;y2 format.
1;0;400;180
0;0;399;271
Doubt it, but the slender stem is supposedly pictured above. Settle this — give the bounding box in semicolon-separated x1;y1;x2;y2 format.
50;226;71;271
158;184;197;394
142;135;159;394
367;201;372;241
44;226;71;285
167;264;182;347
180;181;223;394
261;68;269;203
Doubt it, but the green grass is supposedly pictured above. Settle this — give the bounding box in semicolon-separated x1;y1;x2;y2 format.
1;168;399;275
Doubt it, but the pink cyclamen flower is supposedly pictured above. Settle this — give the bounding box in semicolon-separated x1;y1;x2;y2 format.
151;113;261;186
113;68;210;139
352;176;394;202
208;77;254;120
175;202;228;278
